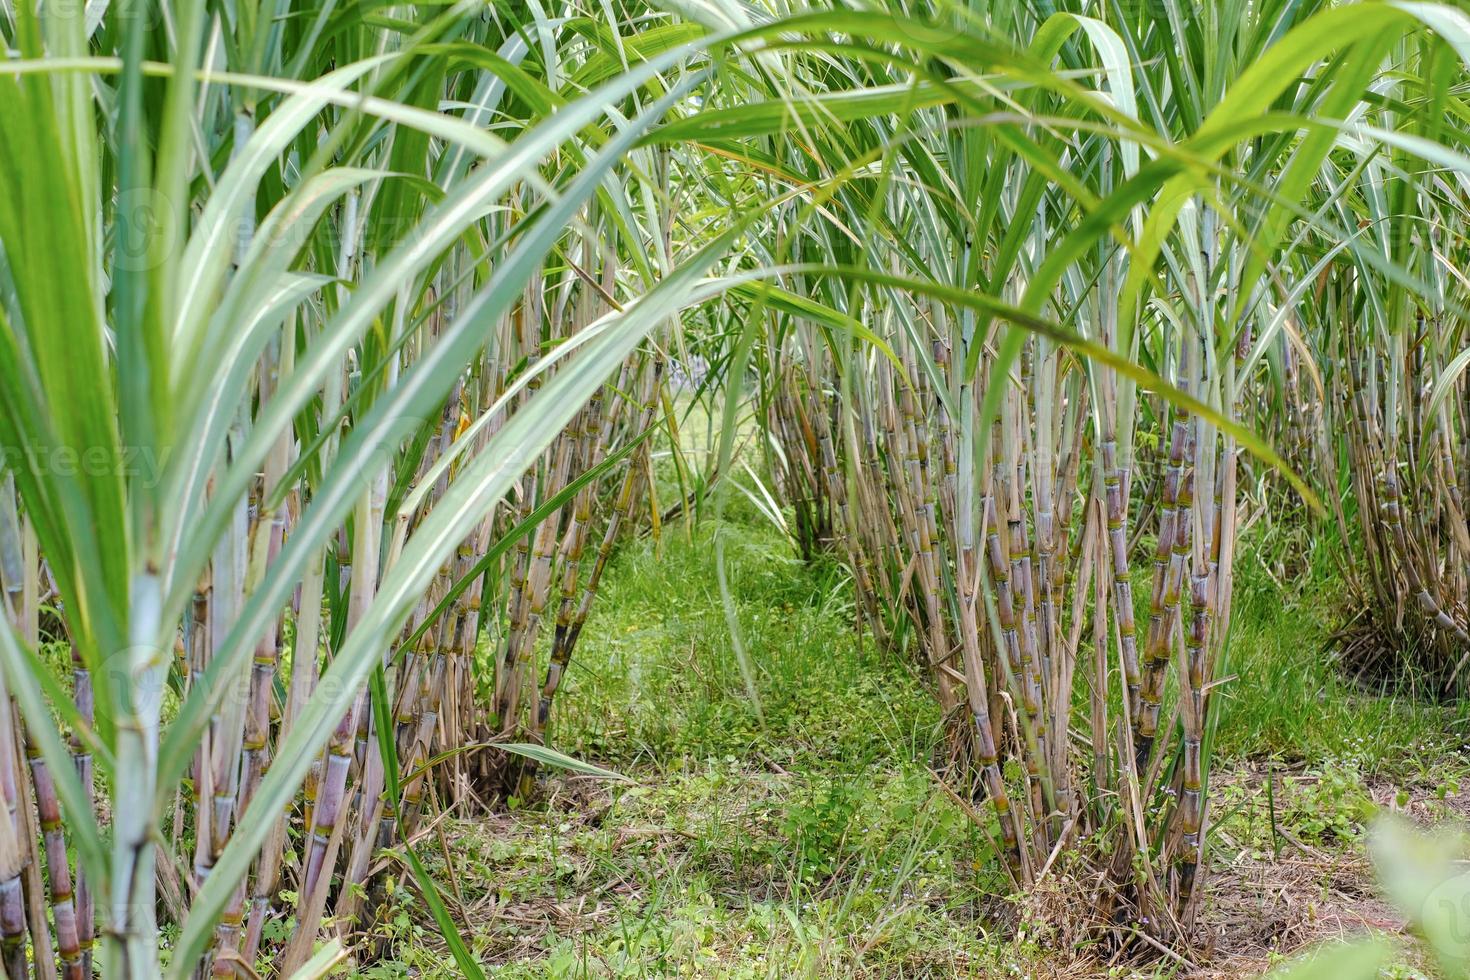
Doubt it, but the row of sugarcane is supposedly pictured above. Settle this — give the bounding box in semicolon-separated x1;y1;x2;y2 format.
758;211;1247;938
5;0;1469;973
729;0;1470;944
0;0;744;969
758;163;1470;946
0;259;667;976
1322;288;1470;688
1309;167;1470;689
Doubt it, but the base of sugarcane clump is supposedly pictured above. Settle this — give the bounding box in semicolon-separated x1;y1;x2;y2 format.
1330;602;1470;701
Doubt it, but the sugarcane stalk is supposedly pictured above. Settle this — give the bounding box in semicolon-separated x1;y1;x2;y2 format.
0;486;32;980
68;644;94;978
25;743;81;978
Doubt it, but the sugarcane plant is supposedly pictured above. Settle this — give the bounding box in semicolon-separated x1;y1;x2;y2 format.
732;0;1470;945
1303;32;1470;691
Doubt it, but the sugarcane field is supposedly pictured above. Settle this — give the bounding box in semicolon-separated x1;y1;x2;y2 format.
6;0;1470;976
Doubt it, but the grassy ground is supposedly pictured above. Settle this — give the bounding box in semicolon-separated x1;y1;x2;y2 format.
365;503;1470;978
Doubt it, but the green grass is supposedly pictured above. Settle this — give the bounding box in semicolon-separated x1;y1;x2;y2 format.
1213;522;1470;775
366;518;1063;977
365;506;1470;978
553;524;935;772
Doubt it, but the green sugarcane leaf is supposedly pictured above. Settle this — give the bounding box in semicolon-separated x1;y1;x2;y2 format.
400;844;487;980
282;940;347;980
1371;816;1470;976
494;743;629;781
370;665;400;801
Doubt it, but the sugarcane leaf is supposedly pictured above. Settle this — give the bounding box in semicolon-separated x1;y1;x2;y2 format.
282;940;348;980
0;54;128;652
727;281;897;366
111;0;163;523
711;286;767;728
645;79;970;146
1371;816;1470;976
1029;13;1140;177
572;21;707;87
494;743;629;781
399;844;487;980
1422;344;1470;446
430;33;536;188
369;665;400;801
